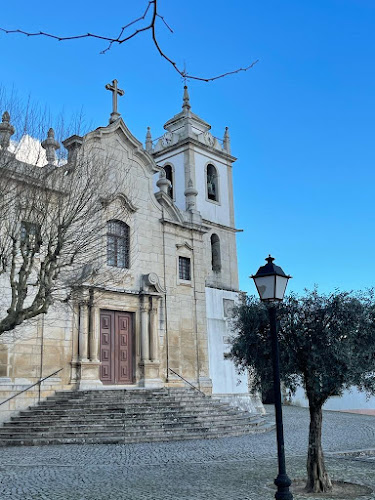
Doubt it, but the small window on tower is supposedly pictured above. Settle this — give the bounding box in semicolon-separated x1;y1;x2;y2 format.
163;164;174;199
211;233;221;272
207;164;218;202
179;256;191;281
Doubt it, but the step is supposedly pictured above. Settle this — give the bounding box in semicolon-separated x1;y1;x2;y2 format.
19;407;243;420
27;400;218;411
0;424;275;446
8;411;258;426
0;388;271;447
43;391;205;402
1;416;265;435
35;397;215;408
0;424;268;441
0;423;275;447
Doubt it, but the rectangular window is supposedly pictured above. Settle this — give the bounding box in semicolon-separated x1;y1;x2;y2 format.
107;220;130;269
20;221;41;250
179;256;191;281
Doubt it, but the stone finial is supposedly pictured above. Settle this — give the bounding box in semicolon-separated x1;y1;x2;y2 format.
182;85;191;112
62;134;83;165
145;127;153;153
184;178;198;211
223;126;231;154
41;128;60;165
156;168;172;195
0;111;15;150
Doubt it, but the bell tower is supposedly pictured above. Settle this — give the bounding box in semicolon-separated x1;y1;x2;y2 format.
148;87;258;410
149;86;238;291
146;86;256;411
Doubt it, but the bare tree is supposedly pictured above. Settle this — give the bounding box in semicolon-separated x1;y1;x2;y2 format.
0;0;258;82
0;107;131;335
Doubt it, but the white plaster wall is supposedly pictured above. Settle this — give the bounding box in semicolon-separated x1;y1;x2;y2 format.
291;386;375;411
195;151;231;227
205;287;248;394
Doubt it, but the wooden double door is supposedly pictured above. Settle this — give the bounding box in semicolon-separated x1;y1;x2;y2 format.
100;311;133;385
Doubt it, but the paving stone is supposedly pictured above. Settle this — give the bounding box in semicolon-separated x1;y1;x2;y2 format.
0;406;373;499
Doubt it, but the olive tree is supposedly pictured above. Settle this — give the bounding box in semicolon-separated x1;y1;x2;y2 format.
228;289;375;493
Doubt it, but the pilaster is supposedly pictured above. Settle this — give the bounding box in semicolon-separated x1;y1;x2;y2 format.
77;299;102;389
90;306;100;363
70;302;80;384
79;302;89;362
140;295;150;362
139;294;162;388
149;296;160;363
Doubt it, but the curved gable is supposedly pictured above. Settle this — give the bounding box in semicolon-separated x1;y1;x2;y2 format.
86;118;159;176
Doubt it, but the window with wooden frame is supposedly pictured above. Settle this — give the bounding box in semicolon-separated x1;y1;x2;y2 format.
178;256;191;281
20;221;42;251
107;220;130;268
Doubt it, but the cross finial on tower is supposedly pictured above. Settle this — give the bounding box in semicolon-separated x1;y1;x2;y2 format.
105;79;125;124
182;85;191;112
181;61;188;86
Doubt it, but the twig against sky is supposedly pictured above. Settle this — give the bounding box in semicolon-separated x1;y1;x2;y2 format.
0;0;258;82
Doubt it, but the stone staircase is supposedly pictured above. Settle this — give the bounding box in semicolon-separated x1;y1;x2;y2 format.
0;388;274;446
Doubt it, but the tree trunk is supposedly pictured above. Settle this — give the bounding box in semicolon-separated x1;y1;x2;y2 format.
305;403;332;492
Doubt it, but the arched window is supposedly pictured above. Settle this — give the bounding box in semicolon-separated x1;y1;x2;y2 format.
211;233;221;272
107;220;130;268
207;164;218;202
163;164;174;199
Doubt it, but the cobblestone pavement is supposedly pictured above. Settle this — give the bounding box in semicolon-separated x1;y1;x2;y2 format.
0;406;374;500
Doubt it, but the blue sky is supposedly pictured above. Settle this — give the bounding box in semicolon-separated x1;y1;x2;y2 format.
1;0;375;295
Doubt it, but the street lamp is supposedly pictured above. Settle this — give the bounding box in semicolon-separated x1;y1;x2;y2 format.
251;255;293;500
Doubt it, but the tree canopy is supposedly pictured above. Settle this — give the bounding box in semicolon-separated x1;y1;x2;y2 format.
229;289;375;492
230;289;375;406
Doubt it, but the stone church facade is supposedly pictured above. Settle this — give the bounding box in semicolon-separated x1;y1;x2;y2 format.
0;84;262;422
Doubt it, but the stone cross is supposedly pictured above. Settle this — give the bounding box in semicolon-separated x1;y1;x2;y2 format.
105;79;125;124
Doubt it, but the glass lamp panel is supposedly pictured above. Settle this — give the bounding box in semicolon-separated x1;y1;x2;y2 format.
254;275;275;300
275;275;289;300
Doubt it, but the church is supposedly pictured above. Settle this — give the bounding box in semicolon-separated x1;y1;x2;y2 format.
0;81;262;423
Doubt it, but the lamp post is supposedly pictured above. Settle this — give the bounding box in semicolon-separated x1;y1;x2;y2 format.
251;255;293;500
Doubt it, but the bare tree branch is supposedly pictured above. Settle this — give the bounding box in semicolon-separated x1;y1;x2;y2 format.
0;98;136;335
0;0;258;82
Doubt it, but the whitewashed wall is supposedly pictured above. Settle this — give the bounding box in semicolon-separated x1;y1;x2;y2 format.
205;287;247;394
205;287;264;413
291;386;375;411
